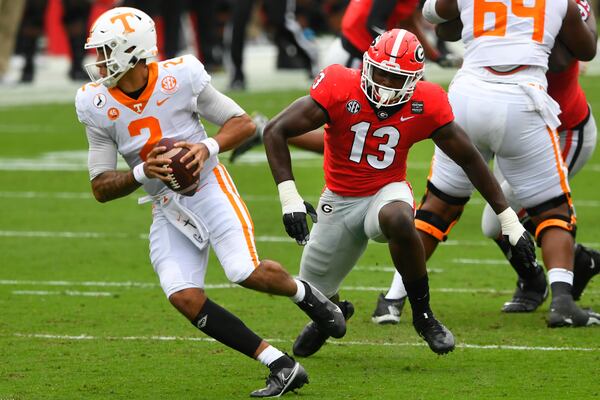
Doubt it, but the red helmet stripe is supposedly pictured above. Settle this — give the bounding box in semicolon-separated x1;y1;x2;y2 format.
388;29;407;64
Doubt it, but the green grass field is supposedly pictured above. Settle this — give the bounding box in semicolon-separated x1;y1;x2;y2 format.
1;78;599;400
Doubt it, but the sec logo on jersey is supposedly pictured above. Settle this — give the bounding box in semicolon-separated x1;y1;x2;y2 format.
346;100;361;114
161;75;178;95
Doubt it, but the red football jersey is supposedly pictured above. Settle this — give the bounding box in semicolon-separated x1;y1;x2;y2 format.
547;61;588;131
342;0;419;52
310;64;454;197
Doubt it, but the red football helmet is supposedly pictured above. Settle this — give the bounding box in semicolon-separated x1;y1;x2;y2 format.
361;29;425;107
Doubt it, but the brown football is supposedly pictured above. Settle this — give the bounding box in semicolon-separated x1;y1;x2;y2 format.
156;138;199;196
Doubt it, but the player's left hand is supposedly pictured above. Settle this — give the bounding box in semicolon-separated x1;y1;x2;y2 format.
505;231;538;273
176;141;210;177
282;201;318;245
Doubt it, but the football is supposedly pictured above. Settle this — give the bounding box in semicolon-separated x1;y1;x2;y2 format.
156;138;199;196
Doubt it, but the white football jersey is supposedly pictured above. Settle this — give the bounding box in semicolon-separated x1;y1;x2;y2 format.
75;54;216;196
458;0;568;69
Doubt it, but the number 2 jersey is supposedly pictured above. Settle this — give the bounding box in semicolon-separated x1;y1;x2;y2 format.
75;54;216;197
310;64;454;197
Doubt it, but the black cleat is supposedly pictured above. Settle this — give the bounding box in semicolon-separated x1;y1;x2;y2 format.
371;293;406;324
229;113;267;163
295;281;346;339
502;269;548;313
293;300;354;358
413;313;455;355
547;295;600;327
250;359;308;398
572;244;600;301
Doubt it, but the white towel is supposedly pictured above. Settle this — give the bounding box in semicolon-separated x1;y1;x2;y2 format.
518;83;562;131
139;193;209;251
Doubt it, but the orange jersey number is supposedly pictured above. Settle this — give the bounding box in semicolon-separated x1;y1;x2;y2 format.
128;116;163;161
473;0;546;43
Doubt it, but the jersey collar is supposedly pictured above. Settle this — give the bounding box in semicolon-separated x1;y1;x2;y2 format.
108;62;158;115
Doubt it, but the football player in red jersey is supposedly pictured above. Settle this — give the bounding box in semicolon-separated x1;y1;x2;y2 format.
263;29;535;357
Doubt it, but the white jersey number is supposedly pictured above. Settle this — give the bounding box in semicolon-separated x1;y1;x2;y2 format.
474;0;546;43
349;122;400;170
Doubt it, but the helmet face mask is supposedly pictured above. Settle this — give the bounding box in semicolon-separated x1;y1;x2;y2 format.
361;29;425;108
84;7;158;88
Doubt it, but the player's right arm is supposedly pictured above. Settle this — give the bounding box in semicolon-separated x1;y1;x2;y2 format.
263;96;328;184
557;0;597;61
86;126;170;203
263;96;326;245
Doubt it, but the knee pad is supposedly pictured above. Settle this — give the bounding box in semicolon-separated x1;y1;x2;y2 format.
415;182;467;241
526;194;577;245
533;215;576;245
415;209;461;242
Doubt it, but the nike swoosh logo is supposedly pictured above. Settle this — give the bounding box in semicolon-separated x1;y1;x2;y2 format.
157;98;170;106
281;363;299;386
400;116;415;122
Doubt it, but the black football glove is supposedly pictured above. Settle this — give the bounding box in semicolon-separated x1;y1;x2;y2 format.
282;201;318;245
505;232;539;276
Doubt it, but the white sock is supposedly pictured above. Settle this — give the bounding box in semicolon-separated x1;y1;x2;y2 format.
290;278;306;303
256;345;285;366
547;268;574;285
385;271;407;300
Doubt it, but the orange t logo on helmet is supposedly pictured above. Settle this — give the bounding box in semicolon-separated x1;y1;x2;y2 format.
110;12;136;33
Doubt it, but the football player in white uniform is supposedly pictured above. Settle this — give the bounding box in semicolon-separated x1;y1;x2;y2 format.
75;7;348;397
412;0;599;327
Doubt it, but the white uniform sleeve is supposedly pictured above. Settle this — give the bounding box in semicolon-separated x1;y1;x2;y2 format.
195;83;246;126
86;126;118;181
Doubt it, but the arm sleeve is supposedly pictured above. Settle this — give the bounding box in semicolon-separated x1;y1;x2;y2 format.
366;0;397;38
195;83;246;126
86;126;118;181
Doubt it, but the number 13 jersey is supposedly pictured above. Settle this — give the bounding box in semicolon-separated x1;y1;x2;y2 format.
310;64;454;197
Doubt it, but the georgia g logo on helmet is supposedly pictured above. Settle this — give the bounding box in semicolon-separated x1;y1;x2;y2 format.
414;45;425;63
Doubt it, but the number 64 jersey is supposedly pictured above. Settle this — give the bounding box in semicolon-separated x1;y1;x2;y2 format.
75;54;215;197
311;64;454;197
459;0;567;69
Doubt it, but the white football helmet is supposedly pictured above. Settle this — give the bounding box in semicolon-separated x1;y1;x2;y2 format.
84;7;158;88
361;29;425;108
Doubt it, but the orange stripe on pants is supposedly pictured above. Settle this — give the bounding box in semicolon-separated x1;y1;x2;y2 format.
213;166;259;267
546;126;573;210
